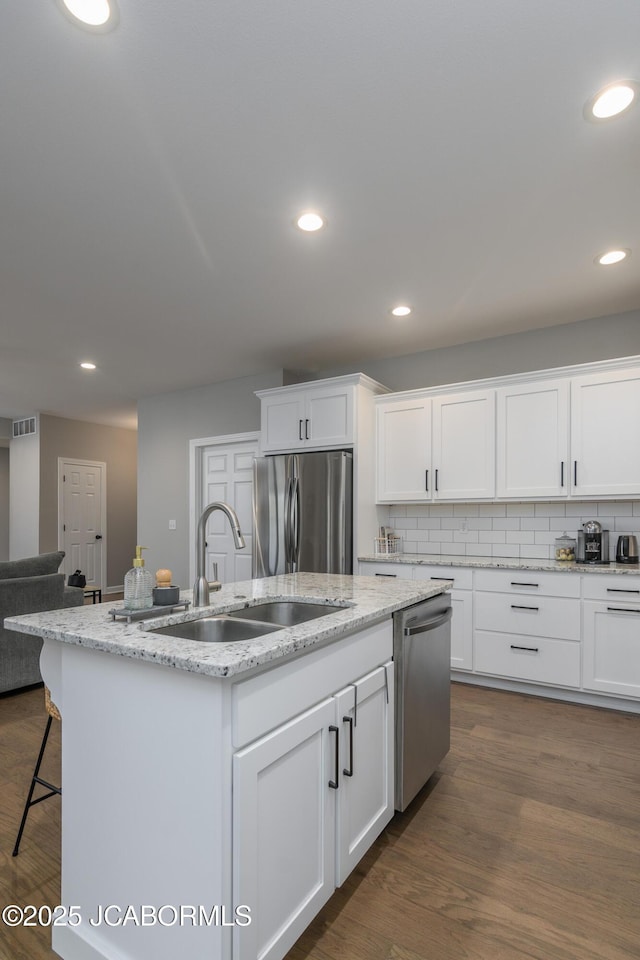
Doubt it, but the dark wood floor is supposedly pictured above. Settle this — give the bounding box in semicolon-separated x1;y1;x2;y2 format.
1;682;638;960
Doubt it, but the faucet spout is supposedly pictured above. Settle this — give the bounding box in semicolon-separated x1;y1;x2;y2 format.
193;502;246;607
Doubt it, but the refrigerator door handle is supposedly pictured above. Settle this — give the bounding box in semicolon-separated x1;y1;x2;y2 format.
284;477;294;567
293;476;301;564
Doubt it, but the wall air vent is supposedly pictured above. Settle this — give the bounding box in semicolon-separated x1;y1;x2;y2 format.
12;417;37;438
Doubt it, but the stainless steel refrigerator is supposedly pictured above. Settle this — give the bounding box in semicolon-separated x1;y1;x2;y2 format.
253;451;353;576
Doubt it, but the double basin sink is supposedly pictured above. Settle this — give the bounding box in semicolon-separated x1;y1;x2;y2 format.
149;600;346;644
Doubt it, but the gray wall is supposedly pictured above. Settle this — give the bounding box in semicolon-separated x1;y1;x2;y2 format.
137;371;283;587
0;447;8;561
313;309;640;392
38;415;138;589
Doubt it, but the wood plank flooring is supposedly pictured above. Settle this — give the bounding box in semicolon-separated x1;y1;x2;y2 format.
1;682;638;960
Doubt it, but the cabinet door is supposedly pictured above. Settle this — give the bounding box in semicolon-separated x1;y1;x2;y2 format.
232;698;337;960
571;368;640;496
376;397;431;501
450;590;473;671
334;663;394;886
496;379;569;498
432;390;495;499
261;393;306;452
305;385;354;447
583;601;640;697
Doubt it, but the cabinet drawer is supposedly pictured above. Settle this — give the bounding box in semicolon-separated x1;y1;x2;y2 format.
474;631;581;687
358;562;414;579
474;568;580;598
412;565;473;590
474;591;580;640
232;619;393;748
581;575;640;602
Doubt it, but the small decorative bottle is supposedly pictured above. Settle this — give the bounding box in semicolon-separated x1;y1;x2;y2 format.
123;546;154;610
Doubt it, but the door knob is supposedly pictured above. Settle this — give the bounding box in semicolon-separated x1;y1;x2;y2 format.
95;534;103;540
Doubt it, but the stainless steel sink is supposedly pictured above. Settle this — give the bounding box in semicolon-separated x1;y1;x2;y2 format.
149;615;282;644
226;600;346;626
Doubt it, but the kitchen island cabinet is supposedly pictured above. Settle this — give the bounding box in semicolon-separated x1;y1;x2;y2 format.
7;573;441;960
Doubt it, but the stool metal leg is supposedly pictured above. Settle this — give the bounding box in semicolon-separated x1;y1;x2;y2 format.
13;715;61;857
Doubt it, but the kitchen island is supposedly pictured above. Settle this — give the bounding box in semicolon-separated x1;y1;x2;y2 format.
7;573;449;960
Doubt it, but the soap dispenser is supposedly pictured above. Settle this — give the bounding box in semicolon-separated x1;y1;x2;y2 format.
123;546;154;610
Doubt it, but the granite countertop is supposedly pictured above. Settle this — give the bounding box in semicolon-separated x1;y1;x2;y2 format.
358;553;640;575
6;573;449;679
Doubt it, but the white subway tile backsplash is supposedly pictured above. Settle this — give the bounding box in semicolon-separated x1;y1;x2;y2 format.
478;504;507;517
388;500;640;561
534;503;565;517
493;518;520;531
479;531;506;544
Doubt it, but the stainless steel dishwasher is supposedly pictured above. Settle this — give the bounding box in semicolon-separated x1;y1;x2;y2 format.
394;591;452;812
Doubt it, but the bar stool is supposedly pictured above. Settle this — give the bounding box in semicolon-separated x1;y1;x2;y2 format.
12;687;61;857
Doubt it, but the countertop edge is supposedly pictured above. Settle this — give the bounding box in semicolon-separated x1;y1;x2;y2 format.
358;554;640;575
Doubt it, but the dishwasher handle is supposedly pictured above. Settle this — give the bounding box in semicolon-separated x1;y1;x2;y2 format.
404;607;452;636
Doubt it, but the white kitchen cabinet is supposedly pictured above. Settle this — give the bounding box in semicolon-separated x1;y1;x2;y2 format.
570;366;640;497
335;663;394;885
432;389;495;499
232;698;337;960
473;569;581;688
376;397;431;502
411;565;473;671
359;561;472;670
582;601;640;698
232;628;395;960
259;383;353;451
496;378;569;498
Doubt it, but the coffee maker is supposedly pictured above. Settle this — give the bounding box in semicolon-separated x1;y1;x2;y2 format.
576;520;610;564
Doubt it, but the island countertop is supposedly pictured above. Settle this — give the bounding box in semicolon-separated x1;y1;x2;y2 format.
6;572;449;679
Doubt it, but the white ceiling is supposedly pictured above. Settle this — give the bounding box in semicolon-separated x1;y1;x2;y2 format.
2;1;639;429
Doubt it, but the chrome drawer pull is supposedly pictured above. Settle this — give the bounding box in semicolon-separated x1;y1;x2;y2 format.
510;644;539;653
510;581;539;588
606;607;640;614
510;604;539;611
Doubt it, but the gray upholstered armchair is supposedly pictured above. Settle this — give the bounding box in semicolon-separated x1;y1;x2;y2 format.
0;551;85;694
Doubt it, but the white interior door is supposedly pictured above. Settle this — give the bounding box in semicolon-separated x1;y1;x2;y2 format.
199;438;258;584
58;459;106;592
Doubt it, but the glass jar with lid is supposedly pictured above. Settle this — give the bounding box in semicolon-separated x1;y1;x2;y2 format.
555;532;576;562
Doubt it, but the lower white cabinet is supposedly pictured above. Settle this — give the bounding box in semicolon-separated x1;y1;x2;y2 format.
474;573;581;688
583;600;640;697
232;660;394;960
358;561;472;670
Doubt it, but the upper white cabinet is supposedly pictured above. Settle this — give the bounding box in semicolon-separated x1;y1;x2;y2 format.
376;389;495;502
570;366;640;497
375;355;640;504
260;382;353;452
258;374;388;454
496;379;569;499
432;390;495;500
376;397;431;501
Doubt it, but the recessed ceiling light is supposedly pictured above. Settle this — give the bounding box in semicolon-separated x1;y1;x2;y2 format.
59;0;116;28
391;305;412;317
296;212;325;232
585;81;638;120
596;249;630;266
80;361;97;370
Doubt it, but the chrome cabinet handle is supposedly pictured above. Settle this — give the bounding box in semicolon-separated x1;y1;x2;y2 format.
342;716;354;777
328;726;339;789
